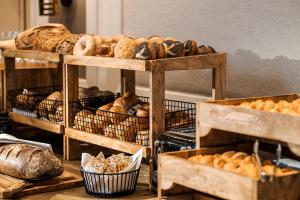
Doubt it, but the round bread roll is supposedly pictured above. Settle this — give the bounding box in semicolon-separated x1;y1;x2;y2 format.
93;114;111;134
73;35;96;56
199;155;215;166
73;110;93;131
96;102;114;113
231;152;248;160
111;34;127;42
239;102;251;109
93;42;116;57
223;162;239;173
109;106;128;124
136;108;149;117
213;157;226;168
37;91;62;118
84;114;96;133
116;118;137;142
164;37;177;41
15;23;70;50
197;45;216;55
135;38;147;46
148;35;165;44
188;155;203;164
56;34;81;54
183;40;198;56
114;37;137;59
162;40;184;58
150;42;165;59
221;151;236;161
103;124;118;138
135;42;156;60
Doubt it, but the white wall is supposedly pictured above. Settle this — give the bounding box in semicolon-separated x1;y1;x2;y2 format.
123;0;300;98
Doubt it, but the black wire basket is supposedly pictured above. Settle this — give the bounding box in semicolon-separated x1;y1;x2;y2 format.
7;86;119;124
71;97;196;146
80;167;140;198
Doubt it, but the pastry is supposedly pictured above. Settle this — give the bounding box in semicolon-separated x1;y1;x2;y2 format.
213;157;226;168
197;45;216;55
37;91;63;118
183;40;198;56
84;114;96;133
0;144;63;180
162;40;184;58
73;35;96;56
56;34;81;54
114;37;137;59
135;42;156;60
93;42;116;57
136;108;149;117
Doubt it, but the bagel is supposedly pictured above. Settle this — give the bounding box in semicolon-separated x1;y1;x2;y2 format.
73;35;96;56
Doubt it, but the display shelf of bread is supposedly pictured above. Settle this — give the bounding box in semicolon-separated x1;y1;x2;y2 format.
197;94;300;156
7;86;114;134
65;92;195;158
158;142;300;200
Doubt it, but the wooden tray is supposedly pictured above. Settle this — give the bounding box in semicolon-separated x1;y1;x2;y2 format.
158;143;300;200
197;94;300;156
0;170;82;199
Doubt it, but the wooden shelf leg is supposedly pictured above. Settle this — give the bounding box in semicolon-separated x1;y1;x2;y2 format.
63;64;79;160
3;57;16;111
120;69;135;95
149;66;165;189
212;54;226;100
0;70;4;110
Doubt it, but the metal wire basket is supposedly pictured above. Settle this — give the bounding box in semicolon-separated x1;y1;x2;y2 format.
71;97;196;146
80;167;140;198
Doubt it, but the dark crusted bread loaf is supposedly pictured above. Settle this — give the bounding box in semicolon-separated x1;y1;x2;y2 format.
0;144;63;180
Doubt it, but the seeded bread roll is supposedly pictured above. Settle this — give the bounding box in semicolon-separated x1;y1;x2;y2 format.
114;38;137;59
56;34;81;54
162;40;184;58
0;144;63;180
135;42;156;60
183;40;198;56
198;45;216;55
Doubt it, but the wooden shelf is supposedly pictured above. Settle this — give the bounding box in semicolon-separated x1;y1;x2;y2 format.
4;49;62;63
0;63;4;70
65;128;151;158
64;53;226;71
9;112;64;134
197;94;300;156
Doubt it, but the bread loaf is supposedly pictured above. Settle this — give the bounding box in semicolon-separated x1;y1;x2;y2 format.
0;144;63;180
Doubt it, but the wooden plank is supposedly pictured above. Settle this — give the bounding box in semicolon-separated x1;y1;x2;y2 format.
9;112;64;134
213;53;226;100
64;55;149;71
65;128;151;158
0;63;4;70
15;61;57;69
4;49;61;63
199;100;300;146
120;69;135;95
159;153;255;200
149;53;225;71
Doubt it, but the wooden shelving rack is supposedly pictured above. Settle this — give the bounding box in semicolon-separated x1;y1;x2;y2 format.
3;49;64;134
63;53;227;160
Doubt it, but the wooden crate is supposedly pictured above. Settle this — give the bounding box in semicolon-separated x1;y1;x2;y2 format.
3;49;63;134
63;53;227;160
0;170;82;199
197;94;300;156
158;143;300;200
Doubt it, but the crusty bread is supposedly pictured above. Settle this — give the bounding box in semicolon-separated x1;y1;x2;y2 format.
0;144;63;180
